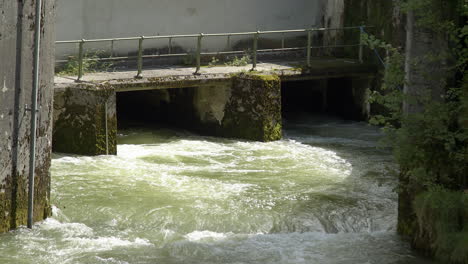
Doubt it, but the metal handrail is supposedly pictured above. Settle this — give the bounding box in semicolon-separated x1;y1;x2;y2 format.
56;26;368;81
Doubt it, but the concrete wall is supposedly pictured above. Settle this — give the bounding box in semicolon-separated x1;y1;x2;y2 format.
0;0;55;232
55;0;327;58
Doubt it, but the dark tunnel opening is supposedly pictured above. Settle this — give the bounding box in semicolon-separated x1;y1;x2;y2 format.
281;78;366;121
116;88;196;130
117;79;367;133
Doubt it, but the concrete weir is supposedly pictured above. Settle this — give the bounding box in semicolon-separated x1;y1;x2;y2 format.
53;59;375;156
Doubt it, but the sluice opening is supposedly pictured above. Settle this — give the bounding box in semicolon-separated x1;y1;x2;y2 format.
116;88;196;130
281;78;367;121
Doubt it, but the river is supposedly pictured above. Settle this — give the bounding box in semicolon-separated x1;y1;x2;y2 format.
0;114;435;264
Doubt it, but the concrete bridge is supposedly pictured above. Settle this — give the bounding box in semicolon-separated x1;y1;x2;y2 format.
53;57;376;156
52;26;378;155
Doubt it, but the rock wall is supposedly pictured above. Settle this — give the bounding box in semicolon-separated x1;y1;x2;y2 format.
0;0;55;232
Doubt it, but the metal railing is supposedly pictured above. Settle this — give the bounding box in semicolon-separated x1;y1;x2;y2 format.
56;26;368;82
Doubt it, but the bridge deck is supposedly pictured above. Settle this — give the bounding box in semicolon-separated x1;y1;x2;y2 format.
54;58;376;92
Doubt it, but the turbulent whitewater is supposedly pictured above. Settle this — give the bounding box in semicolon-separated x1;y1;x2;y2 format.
0;115;435;264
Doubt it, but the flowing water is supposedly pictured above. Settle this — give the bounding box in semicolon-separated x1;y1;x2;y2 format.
0;115;435;264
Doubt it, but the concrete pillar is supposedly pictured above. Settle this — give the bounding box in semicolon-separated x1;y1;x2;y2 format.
0;0;55;232
53;86;117;156
350;76;372;120
194;74;282;142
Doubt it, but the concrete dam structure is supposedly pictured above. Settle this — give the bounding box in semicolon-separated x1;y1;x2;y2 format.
53;58;375;156
1;0;405;237
3;1;446;263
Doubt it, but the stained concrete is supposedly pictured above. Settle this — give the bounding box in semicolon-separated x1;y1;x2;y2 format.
0;0;55;232
53;58;376;154
54;58;375;88
55;0;325;58
53;86;117;156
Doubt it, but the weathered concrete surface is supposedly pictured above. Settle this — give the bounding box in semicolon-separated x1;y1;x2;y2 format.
53;58;376;153
55;0;324;58
350;76;372;120
53;86;117;156
0;0;55;232
219;74;282;141
55;59;376;90
115;74;281;142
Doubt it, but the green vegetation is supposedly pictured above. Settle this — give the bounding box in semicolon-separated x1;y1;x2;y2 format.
224;54;252;66
208;56;220;67
182;52;196;66
206;54;252;67
363;0;467;262
56;51;114;76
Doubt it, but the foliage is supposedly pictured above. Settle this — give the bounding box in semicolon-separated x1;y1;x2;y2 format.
184;53;252;67
364;0;468;191
182;52;196;66
414;187;468;262
56;51;114;76
361;33;406;127
225;54;252;67
364;0;467;262
208;56;220;67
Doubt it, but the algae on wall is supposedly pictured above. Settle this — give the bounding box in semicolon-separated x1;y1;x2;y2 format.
221;74;282;142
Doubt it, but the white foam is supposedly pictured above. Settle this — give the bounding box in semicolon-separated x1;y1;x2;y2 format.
184;230;232;242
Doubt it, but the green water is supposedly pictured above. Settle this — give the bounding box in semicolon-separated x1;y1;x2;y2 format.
0;115;435;264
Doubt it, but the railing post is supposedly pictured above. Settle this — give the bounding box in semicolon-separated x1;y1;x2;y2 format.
168;37;172;54
194;33;203;75
359;26;364;63
76;39;85;82
105;101;109;155
307;29;312;68
135;36;144;78
110;39;115;58
251;31;259;71
226;34;231;51
281;33;285;49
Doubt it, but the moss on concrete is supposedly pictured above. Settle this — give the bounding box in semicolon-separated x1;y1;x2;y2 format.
53;86;117;156
221;73;282;142
0;191;10;233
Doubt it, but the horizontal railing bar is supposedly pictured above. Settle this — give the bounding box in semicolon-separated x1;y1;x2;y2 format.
204;32;258;37
55;44;361;63
144;34;199;39
201;50;247;56
56;40;82;44
312;44;361;49
55;25;370;81
55;26;371;44
86;37;140;42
